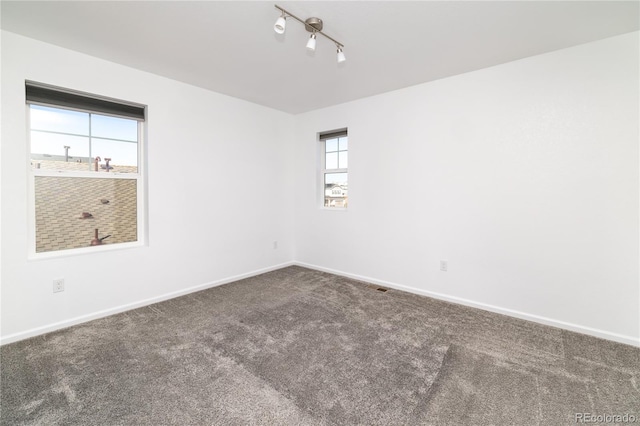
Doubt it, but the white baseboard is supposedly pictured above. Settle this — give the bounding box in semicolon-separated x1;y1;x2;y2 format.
0;261;295;346
4;260;638;348
294;261;640;348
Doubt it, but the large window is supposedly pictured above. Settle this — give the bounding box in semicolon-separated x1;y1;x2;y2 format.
320;129;348;208
26;81;146;255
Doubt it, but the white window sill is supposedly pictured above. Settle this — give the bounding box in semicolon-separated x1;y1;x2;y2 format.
28;240;145;261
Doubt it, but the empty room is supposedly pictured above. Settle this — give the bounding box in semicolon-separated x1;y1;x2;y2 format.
1;1;639;425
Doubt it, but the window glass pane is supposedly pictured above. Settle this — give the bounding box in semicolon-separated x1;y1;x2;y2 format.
339;137;348;151
31;132;90;158
91;114;138;142
338;151;348;169
326;152;338;170
324;172;348;208
325;172;347;185
325;139;338;152
91;138;138;173
30;132;92;171
30;105;89;135
35;176;137;253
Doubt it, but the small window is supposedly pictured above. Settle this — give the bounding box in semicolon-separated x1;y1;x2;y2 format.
26;81;146;255
320;129;348;208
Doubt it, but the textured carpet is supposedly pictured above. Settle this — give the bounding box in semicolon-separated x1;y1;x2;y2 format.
1;266;638;425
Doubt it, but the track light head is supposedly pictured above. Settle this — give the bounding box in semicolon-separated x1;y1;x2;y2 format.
274;14;286;34
306;33;317;51
337;47;346;63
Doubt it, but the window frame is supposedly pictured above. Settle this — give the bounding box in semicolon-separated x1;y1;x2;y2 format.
319;129;348;210
26;82;147;259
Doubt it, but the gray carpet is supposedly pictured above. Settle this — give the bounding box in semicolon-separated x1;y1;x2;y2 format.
1;266;639;425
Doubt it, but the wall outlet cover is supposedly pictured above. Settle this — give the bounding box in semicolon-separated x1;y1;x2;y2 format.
53;278;65;293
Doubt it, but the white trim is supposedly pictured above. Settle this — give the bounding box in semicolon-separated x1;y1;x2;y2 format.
32;170;139;179
136;119;145;248
0;261;295;346
28;240;145;261
322;168;348;174
294;261;640;348
31;128;138;144
4;260;637;348
320;207;348;212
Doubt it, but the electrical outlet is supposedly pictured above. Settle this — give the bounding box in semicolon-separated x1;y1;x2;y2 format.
273;241;278;250
440;261;448;272
53;278;65;293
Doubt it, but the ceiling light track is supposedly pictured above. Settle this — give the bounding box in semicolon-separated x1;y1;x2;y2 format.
274;4;346;63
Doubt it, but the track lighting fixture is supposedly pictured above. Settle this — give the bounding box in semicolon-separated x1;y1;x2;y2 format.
274;5;345;63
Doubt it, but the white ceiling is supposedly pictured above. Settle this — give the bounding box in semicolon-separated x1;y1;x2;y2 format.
2;1;639;114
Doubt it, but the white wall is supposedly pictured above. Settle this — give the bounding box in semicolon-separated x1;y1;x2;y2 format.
293;32;640;346
2;30;638;347
1;31;295;343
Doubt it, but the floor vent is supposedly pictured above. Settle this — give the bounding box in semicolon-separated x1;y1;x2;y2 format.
376;287;388;293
